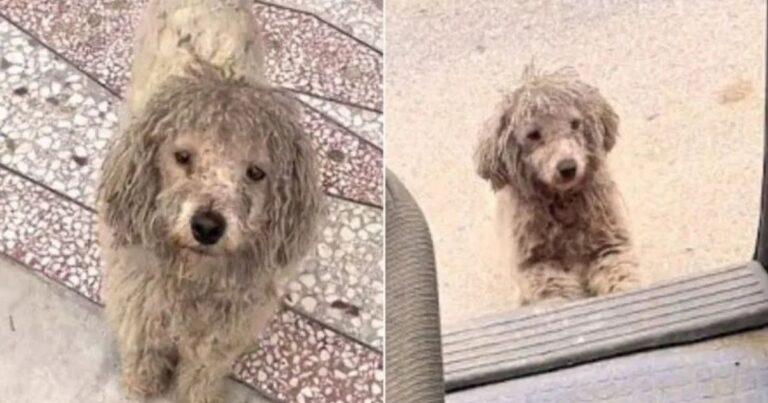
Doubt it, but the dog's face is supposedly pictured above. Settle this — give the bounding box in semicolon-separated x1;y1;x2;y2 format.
475;68;619;195
100;67;322;268
155;131;271;257
512;105;589;192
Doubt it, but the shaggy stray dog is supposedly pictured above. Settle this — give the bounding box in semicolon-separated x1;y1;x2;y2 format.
474;66;642;306
97;1;321;402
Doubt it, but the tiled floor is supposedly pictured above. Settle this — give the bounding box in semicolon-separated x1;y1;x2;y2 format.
286;199;384;347
272;0;382;49
0;0;382;401
298;94;383;148
0;18;382;208
0;0;382;111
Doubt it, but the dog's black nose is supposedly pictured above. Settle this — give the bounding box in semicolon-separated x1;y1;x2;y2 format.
557;159;578;181
191;210;226;245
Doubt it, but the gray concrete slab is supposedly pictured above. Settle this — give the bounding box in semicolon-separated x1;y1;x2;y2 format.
0;256;273;403
447;326;768;402
442;262;768;391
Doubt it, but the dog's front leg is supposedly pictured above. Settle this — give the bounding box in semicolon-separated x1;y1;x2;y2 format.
518;261;588;305
586;244;642;296
116;335;178;398
103;253;177;398
175;341;236;403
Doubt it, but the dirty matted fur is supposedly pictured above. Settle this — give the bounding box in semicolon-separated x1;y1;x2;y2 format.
474;66;642;306
97;1;322;402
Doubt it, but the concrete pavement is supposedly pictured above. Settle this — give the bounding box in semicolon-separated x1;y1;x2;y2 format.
0;256;272;403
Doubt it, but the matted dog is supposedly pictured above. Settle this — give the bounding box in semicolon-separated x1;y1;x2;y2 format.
474;66;642;306
97;1;322;401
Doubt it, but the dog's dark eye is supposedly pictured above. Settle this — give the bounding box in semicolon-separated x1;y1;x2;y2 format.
246;165;266;182
526;130;541;141
174;150;191;165
570;119;581;130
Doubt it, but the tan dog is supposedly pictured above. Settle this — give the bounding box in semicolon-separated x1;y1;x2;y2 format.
475;66;642;306
97;1;322;401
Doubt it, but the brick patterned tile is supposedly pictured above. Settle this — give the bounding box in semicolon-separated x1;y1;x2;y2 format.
269;0;382;49
0;18;381;207
303;105;382;206
0;169;102;301
287;199;383;349
258;3;382;111
237;309;383;402
0;0;382;110
298;95;382;149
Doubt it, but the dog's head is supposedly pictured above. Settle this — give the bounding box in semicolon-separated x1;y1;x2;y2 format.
99;65;322;268
475;66;618;195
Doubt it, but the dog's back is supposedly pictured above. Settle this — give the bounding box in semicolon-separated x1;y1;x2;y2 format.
128;0;265;115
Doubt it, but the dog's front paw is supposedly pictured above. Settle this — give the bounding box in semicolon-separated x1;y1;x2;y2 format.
605;275;642;294
123;372;170;398
590;264;643;296
121;357;173;398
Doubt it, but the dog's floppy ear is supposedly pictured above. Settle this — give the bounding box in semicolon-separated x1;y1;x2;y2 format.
597;97;619;152
263;94;323;269
475;102;514;190
98;112;163;246
579;83;620;153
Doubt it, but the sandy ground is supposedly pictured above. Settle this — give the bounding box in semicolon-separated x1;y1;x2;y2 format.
385;0;767;327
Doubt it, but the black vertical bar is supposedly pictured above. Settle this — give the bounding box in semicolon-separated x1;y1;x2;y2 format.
754;4;768;268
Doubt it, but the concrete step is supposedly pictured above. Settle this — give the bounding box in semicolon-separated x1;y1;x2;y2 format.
448;326;768;402
443;263;768;391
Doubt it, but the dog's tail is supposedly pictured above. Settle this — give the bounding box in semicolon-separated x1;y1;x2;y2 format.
127;0;265;115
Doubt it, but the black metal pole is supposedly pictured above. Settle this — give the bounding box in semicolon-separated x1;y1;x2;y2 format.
754;5;768;268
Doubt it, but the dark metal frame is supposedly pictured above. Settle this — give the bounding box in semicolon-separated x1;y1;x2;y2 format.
385;172;446;402
755;7;768;267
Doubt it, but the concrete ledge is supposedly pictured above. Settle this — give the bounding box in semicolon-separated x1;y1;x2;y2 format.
443;262;768;391
447;325;768;402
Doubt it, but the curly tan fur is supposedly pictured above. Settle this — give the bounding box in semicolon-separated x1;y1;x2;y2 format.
475;66;642;306
97;1;322;402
